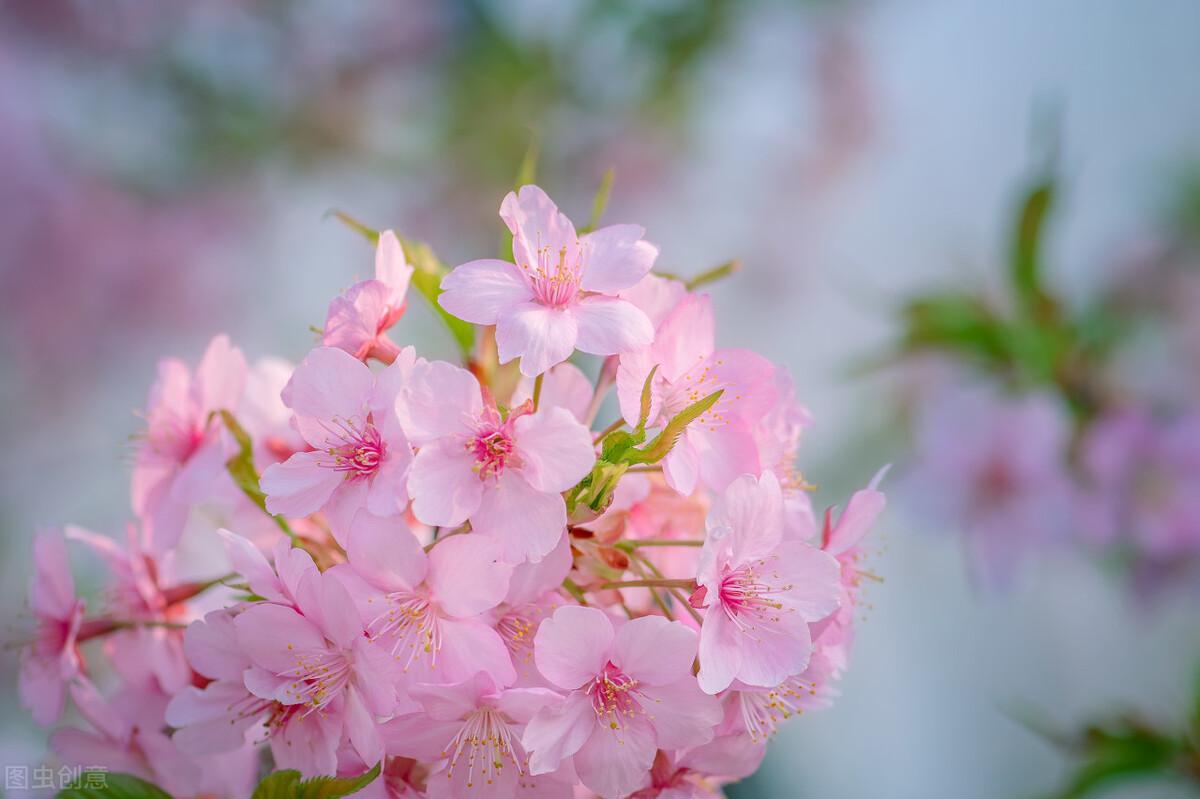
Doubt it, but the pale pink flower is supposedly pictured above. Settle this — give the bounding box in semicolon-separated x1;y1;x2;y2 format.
513;362;594;422
332;510;517;696
903;385;1074;587
324;230;414;363
132;334;247;554
494;534;573;686
54;677;258;798
399;359;594;563
439;185;656;377
522;607;721;799
383;672;569;799
19;530;85;726
234;548;399;771
239;356;306;468
692;472;841;695
66;524;191;693
755;369;817;537
617;294;777;495
628;743;762;799
261;346;415;542
1081;408;1200;559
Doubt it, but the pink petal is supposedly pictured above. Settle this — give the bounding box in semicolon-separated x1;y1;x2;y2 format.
533;606;613;690
494;687;562;724
19;649;67;726
579;224;657;294
408;439;484;527
697;606;741;695
513;407;595;493
687;423;762;496
427;534;513;618
397;360;482;443
283;347;374;446
773;541;841;621
260;450;344;519
323;280;391;358
523;693;595;775
317;570;365;651
512;363;594;422
409;673;491;720
610;615;697;686
495;303;578;378
439;259;534;325
272;711;340;777
618;273;687;329
472;471;567;564
661;436;701;496
572;296;654;357
375;230;414;304
825;485;886;556
500;185;579;272
30;530;75;620
215;528;288;604
506;533;572;605
572;715;656;799
709;472;783;566
182;610;248;682
650;294;715;381
365;445;413;518
165;681;259;754
346;510;427;593
615;346;664;427
732;607;812;688
382;714;463;760
636;677;720;749
234;603;328;674
194;334;248;413
344;686;385;767
435;616;517;686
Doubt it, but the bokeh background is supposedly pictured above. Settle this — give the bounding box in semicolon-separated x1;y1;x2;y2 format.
3;1;1199;796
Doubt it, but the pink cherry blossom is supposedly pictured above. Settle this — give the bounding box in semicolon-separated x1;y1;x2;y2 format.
902;385;1075;587
66;524;191;693
494;534;573;686
522;606;721;799
234;547;399;771
383;672;569;799
261;346;415;541
132;334;247;554
331;510;517;697
692;471;841;695
1081;408;1200;559
324;230;415;363
399;359;595;563
617;293;777;495
439;185;656;377
239;356;306;468
19;530;85;726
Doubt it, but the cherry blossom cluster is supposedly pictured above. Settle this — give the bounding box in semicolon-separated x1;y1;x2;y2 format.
895;168;1200;594
19;185;885;799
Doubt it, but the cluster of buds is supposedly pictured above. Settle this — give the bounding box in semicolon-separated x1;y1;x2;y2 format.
18;184;885;798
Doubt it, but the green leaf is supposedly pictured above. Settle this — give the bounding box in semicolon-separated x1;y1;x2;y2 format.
251;763;380;799
900;293;1012;368
580;169;615;235
329;210;475;358
622;389;723;466
217;410;296;541
57;771;173;798
686;259;741;291
1010;176;1056;312
635;364;659;432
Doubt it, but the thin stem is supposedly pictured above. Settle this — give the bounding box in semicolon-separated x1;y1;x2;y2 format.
531;373;544;412
592;417;625;444
561;578;589;606
424;528;466;552
632;551;704;625
161;573;236;606
596;578;696;591
626;466;663;473
618;539;704;549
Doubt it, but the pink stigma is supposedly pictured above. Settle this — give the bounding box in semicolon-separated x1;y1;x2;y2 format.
319;416;386;479
587;662;644;731
469;423;519;481
718;559;793;633
526;244;582;309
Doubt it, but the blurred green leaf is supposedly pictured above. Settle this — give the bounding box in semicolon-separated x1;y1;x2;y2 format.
499;138;541;258
57;772;173;798
686;259;741;291
580;169;615;235
1010;176;1056;313
900;293;1011;366
218;410;296;542
251;763;380;799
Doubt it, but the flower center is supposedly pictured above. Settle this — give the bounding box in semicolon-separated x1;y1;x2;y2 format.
368;592;441;672
444;707;523;788
319;416;386;479
587;662;644;731
469;424;519;481
278;647;353;714
526;244;582;309
718;559;794;634
738;675;814;742
496;606;542;665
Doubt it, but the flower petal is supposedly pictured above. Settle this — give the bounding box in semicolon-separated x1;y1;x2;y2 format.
611;615;696;686
439;259;534;325
572;715;656;799
533;606;613;690
283;347;374;446
523;693;595;775
513;407;595;493
346;510;427;592
408;439;484;528
427;534;513;618
579;223;657;293
472;471;567;564
496;303;579;378
260;450;343;519
397;360;482;443
500;185;579;271
572;296;654;357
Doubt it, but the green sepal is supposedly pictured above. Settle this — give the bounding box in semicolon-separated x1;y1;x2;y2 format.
57;771;173;798
250;763;381;799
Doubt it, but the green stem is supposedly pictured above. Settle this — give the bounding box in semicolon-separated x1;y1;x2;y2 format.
617;539;703;550
531;373;544;412
593;417;625;444
596;578;696;591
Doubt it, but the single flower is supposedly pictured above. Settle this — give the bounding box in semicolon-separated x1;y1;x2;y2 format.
324;230;415;363
439;185;656;377
19;530;86;726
